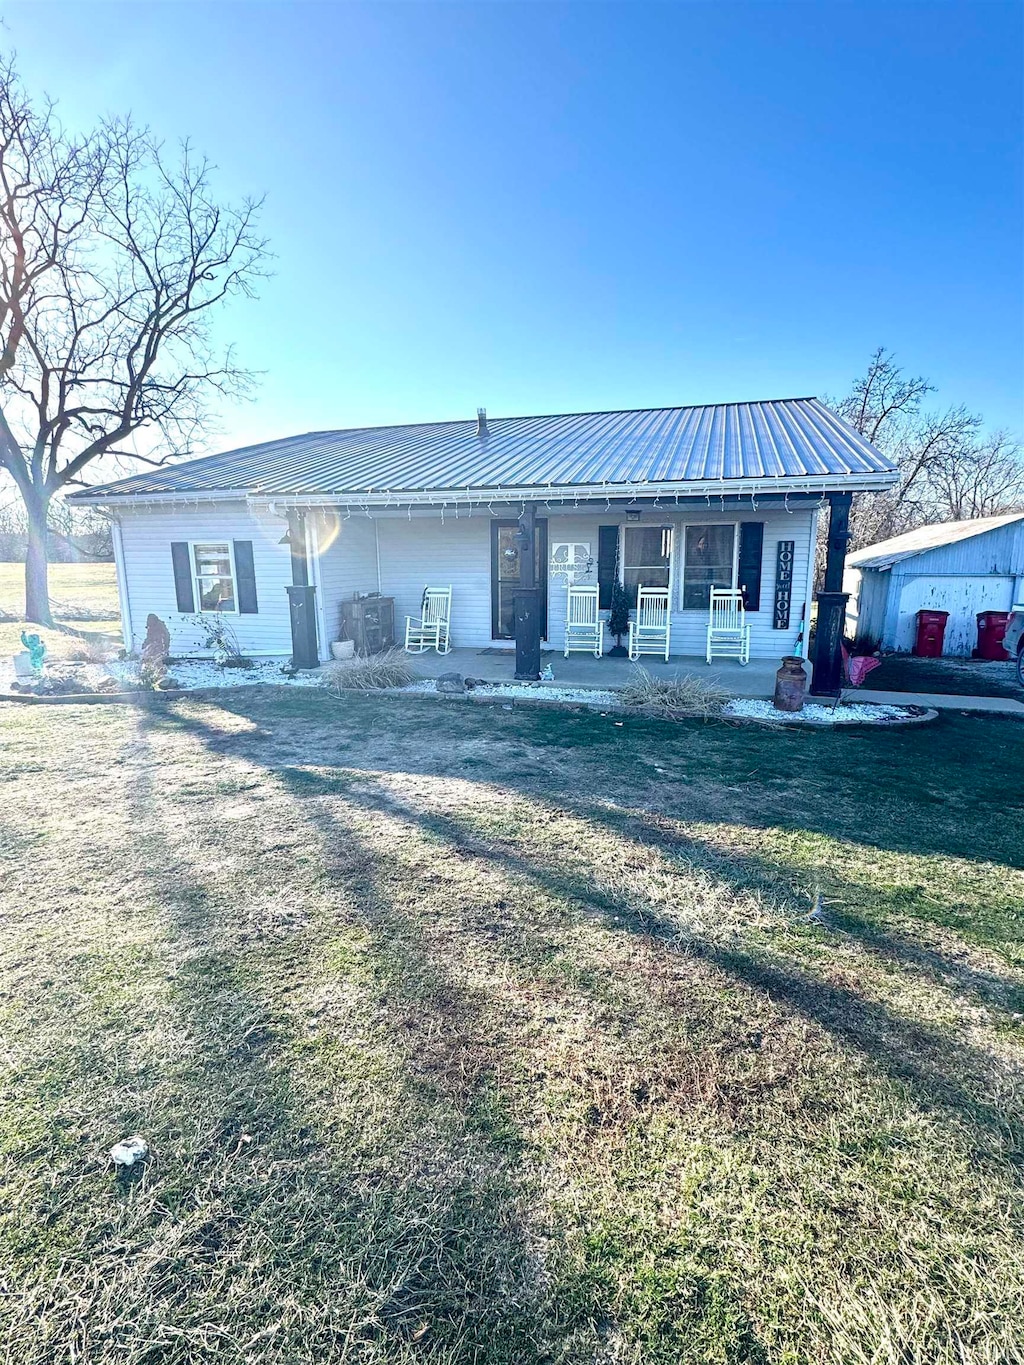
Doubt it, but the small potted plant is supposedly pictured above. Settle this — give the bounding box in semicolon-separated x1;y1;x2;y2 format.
606;580;631;657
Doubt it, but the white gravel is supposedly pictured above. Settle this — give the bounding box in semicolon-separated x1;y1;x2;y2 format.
105;659;324;690
0;655;325;695
724;698;916;725
403;680;619;706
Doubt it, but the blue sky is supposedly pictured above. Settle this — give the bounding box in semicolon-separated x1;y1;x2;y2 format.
5;0;1022;452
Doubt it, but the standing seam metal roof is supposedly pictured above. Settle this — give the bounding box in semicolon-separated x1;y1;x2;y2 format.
72;397;898;501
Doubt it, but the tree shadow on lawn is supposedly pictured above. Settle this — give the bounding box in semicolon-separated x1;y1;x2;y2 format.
157;688;1024;1002
540;797;1024;1017
126;696;1024;1360
183;686;1024;871
280;765;1023;1163
116;711;549;1363
144;697;1022;1157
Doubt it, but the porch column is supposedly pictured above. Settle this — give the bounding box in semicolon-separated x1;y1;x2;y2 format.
810;492;852;696
285;509;319;669
513;502;542;680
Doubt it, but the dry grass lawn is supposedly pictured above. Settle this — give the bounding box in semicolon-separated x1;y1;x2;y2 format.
1;688;1022;1364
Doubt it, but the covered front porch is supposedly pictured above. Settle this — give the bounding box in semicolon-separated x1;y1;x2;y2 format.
280;489;852;696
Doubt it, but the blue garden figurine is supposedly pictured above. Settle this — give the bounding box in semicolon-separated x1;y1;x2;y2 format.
20;631;46;674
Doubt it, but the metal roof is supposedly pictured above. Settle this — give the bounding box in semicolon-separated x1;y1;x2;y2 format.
72;397;898;505
847;512;1024;570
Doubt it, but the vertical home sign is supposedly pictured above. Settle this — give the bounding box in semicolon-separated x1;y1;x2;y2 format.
773;540;795;629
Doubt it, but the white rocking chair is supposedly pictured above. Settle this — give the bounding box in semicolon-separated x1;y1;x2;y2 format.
563;585;603;658
706;587;750;665
628;585;671;661
405;586;452;654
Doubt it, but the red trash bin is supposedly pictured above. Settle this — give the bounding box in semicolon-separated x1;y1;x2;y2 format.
914;609;949;657
976;610;1011;661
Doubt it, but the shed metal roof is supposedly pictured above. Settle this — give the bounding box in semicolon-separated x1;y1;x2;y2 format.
847;512;1024;570
72;397;898;505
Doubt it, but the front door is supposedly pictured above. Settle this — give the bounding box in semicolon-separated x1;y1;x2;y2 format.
491;519;548;640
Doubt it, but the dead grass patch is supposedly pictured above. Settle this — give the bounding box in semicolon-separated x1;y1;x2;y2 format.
321;647;418;691
618;665;728;719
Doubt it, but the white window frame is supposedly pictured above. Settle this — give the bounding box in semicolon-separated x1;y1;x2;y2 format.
678;521;740;612
619;524;674;603
190;539;239;615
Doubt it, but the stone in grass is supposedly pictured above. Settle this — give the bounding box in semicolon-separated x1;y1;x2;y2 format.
109;1135;149;1169
435;672;466;694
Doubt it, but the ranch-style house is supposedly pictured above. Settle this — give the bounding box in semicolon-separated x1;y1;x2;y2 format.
71;398;899;694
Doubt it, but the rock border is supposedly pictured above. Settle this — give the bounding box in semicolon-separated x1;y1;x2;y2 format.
1;685;201;706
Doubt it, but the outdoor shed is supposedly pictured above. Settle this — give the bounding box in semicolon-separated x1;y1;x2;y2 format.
846;512;1024;656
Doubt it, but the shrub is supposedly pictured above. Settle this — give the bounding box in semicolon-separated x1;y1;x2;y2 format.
607;579;631;648
619;666;727;720
321;648;417;692
64;637;116;665
186;613;251;665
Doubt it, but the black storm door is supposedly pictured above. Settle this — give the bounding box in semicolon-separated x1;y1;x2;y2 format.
490;519;548;640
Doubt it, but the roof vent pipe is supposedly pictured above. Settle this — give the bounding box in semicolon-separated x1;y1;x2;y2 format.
477;407;489;439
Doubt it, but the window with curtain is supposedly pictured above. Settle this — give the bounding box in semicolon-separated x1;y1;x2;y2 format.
192;543;236;612
681;524;736;609
622;526;672;607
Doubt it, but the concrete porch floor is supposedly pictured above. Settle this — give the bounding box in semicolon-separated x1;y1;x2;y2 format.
402;647;782;698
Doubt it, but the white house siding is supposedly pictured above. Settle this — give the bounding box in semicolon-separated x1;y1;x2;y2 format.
115;500;817;661
375;513;493;648
115;500;294;655
545;514;603;648
314;513;380;655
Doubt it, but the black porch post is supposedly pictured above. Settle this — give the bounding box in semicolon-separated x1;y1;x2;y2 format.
285;509;319;669
513;502;542;680
810;492;852;696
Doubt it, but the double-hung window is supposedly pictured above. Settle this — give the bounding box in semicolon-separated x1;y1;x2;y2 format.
622;526;672;607
192;543;237;613
681;524;736;610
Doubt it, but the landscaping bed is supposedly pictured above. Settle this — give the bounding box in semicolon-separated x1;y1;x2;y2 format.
724;697;933;726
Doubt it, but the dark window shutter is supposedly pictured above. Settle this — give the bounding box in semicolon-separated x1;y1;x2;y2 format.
233;540;259;614
738;522;764;611
597;525;619;610
171;542;195;613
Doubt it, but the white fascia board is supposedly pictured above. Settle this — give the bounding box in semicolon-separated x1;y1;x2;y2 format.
249;473;898;508
71;470;898;510
68;488;253;506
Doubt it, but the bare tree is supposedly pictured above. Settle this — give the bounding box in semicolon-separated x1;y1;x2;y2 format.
928;429;1024;521
0;57;267;623
829;347;1024;550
